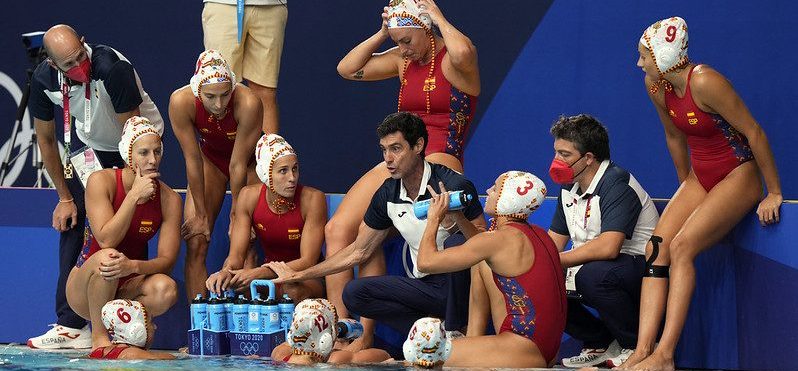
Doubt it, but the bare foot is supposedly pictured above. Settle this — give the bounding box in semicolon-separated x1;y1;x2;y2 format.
629;352;674;371
615;349;649;369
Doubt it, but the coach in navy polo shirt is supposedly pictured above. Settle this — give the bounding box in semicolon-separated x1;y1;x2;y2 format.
267;112;485;353
26;25;163;349
546;115;659;368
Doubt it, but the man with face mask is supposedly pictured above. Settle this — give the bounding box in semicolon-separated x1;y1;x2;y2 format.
546;114;658;368
26;24;164;349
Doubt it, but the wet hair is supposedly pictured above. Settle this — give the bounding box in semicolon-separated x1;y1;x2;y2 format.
377;112;428;156
549;114;610;161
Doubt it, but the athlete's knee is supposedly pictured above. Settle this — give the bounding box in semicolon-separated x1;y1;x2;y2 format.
324;218;356;254
669;234;697;265
644;235;670;278
150;275;179;307
84;248;120;268
185;238;209;261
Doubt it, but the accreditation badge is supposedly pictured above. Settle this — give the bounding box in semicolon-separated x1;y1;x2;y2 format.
565;265;583;299
70;146;104;189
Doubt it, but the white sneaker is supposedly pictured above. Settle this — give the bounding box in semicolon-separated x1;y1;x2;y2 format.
606;347;634;368
27;324;92;349
562;340;621;368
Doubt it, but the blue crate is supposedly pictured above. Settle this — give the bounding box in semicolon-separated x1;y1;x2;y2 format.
228;329;285;357
188;328;230;356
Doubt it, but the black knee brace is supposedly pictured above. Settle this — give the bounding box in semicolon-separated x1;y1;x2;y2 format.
644;235;670;278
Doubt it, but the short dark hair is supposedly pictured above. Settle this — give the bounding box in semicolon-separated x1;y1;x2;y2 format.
549;114;610;161
377;112;428;155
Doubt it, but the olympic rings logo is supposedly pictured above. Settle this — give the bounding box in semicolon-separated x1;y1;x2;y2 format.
239;342;260;355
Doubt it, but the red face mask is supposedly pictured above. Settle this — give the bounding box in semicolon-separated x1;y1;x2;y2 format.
549;155;586;185
64;57;91;83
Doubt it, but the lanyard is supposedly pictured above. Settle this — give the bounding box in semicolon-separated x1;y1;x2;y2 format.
583;196;592;229
237;0;245;43
60;76;92;179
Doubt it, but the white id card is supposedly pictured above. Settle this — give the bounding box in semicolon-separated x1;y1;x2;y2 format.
565;265;583;298
70;146;104;189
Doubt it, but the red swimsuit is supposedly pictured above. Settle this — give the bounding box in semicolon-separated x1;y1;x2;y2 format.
76;169;163;289
664;65;754;191
88;345;129;359
251;184;305;263
399;47;478;161
492;223;567;364
194;90;253;178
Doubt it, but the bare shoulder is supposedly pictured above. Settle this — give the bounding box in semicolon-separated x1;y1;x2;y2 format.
240;183;262;200
690;64;731;94
87;168;117;191
300;185;325;201
233;84;262;111
300;186;327;210
169;85;194;107
158;181;182;206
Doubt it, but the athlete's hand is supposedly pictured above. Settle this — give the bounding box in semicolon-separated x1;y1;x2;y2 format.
206;269;234;295
757;192;782;226
99;251;136;280
130;166;158;203
427;181;460;228
52;199;78;232
228;267;268;291
417;0;444;25
381;6;391;33
263;261;300;284
182;214;210;241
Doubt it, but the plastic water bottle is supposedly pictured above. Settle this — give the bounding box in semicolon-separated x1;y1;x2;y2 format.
207;292;227;331
190;294;207;330
336;319;364;340
413;190;473;219
278;294;294;331
263;298;280;332
223;290;235;332
232;295;249;332
248;298;263;333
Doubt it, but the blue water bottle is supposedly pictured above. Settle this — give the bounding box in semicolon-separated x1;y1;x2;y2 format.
224;290;235;332
263;298;280;332
232;295;249;332
413;190;473;219
278;294;294;331
248;297;263;333
336;319;364;340
190;294;207;330
207;292;227;331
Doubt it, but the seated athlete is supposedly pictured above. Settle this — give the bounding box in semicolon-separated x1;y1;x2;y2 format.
65;116;182;351
271;298;390;364
169;50;263;301
88;299;174;360
410;171;567;368
205;134;325;301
